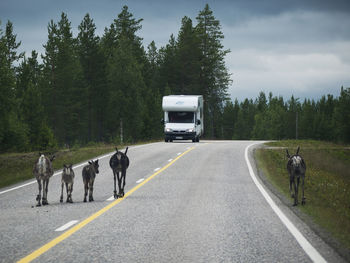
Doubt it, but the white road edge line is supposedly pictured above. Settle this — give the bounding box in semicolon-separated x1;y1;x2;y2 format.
245;143;327;263
55;220;79;232
136;178;145;184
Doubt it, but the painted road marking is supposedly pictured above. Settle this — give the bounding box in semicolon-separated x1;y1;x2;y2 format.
177;152;182;155
244;143;326;263
17;146;195;263
55;220;79;232
136;178;144;184
168;159;173;162
154;167;160;172
106;196;114;201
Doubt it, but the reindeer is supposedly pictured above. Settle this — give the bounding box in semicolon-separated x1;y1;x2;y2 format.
286;146;306;206
33;153;55;206
109;147;129;199
60;164;75;203
82;159;99;202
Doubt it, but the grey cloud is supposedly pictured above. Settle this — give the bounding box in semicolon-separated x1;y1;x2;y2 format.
222;10;350;52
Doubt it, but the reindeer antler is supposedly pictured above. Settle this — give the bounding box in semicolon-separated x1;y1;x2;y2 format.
125;147;128;155
286;149;290;158
296;146;300;156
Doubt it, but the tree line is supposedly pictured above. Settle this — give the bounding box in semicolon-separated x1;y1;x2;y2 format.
222;89;350;143
0;4;349;153
0;4;231;152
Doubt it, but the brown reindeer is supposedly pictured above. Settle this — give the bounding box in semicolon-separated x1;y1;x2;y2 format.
286;147;306;206
33;153;55;206
60;164;75;203
82;160;99;202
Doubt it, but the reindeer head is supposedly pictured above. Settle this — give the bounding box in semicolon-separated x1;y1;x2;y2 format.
286;146;305;173
63;164;73;175
88;159;99;174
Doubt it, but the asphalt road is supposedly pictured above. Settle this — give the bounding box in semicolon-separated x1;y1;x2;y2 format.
0;141;345;262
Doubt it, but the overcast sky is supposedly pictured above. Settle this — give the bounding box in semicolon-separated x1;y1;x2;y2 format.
1;0;349;101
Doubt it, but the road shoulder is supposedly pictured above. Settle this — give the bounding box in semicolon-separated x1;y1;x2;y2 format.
248;143;349;263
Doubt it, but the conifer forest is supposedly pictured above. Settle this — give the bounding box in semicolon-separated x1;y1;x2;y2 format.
0;5;349;152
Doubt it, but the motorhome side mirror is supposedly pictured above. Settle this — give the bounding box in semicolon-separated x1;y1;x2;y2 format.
197;120;201;125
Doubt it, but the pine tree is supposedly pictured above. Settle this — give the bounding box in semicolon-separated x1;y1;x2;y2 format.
104;6;147;142
42;13;86;146
42;20;59;138
286;96;300;139
222;100;236;139
0;20;28;151
158;34;177;95
176;16;201;95
233;99;256;139
114;5;144;63
145;41;163;139
196;4;231;138
333;87;350;143
77;13;107;142
106;36;146;142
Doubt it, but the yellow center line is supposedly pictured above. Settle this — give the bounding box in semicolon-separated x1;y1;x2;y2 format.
17;146;195;263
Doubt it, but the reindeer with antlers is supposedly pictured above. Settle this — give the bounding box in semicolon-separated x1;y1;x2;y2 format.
286;146;307;206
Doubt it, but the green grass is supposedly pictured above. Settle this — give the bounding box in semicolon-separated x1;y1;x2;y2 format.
255;140;350;252
0;142;152;189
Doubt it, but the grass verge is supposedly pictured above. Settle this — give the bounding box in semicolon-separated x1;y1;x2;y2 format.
0;141;157;189
255;140;350;257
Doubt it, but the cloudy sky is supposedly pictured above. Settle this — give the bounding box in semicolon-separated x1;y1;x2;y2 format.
1;0;350;101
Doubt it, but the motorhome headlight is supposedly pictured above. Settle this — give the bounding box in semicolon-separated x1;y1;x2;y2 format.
165;128;173;132
186;128;194;133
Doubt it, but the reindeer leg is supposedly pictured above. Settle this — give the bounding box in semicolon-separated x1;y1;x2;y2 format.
117;172;122;198
294;177;300;206
291;179;297;206
83;181;88;202
289;176;294;198
36;179;42;207
121;170;126;197
46;179;50;204
113;171;118;199
301;176;306;205
60;182;64;203
89;180;94;202
42;179;49;205
69;183;73;203
66;182;69;202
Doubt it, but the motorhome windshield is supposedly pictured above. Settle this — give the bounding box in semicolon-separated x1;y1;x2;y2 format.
168;111;194;123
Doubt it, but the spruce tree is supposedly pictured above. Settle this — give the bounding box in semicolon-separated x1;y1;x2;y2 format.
196;4;231;138
104;6;147;142
42;13;86;146
42;20;59;138
77;13;106;142
0;20;28;151
158;34;177;95
176;16;201;95
16;51;56;150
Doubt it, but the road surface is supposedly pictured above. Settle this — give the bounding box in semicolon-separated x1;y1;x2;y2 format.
0;141;345;262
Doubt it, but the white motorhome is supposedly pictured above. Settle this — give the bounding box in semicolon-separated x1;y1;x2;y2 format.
162;95;204;142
